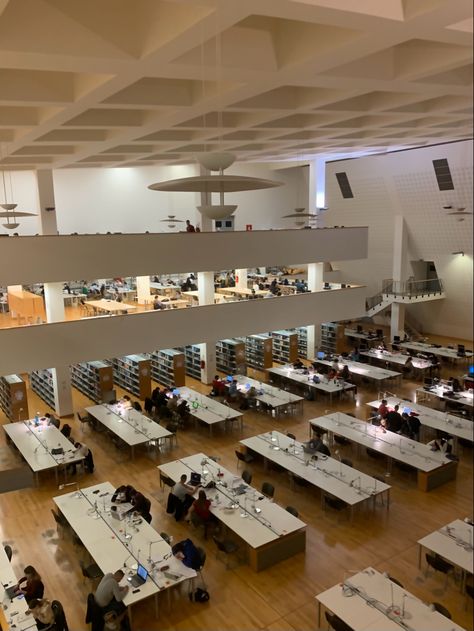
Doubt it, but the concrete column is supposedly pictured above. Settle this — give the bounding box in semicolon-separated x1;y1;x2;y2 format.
306;325;321;360
390;215;408;340
36;169;58;235
37;170;73;415
136;276;151;305
197;271;216;384
307;262;324;291
235;269;248;290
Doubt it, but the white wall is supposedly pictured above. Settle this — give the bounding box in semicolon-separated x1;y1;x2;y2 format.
0;286;366;375
325;140;473;339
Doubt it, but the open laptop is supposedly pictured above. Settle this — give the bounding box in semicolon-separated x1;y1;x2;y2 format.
130;563;148;587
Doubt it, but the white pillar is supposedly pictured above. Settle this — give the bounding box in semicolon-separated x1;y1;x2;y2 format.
236;269;248;289
390;216;408;340
308;263;324;291
198;165;213;232
306;325;321;360
36;169;58;235
37;170;73;416
136;276;151;304
197;271;217;384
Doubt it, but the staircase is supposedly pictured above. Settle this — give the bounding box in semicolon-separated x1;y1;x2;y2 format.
366;278;445;317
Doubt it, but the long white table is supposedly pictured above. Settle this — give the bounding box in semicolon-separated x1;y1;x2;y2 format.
309;413;457;492
400;341;473;361
233;375;304;417
158;453;306;572
175;387;243;435
316;567;466;631
85;404;173;458
366;397;474;445
361;349;434;373
240;431;390;521
85;299;137;314
314;358;402;387
418;519;473;592
3;419;84;484
267;365;356;403
54;481;195;617
416;385;473;413
345;327;384;344
0;544;38;631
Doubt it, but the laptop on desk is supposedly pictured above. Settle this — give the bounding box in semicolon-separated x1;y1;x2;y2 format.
129;564;148;587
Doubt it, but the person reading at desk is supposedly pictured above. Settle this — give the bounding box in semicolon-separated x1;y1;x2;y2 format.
304;432;331;457
111;485;136;504
119;395;132;409
381;404;403;432
187;490;217;538
14;566;44;604
153;295;165;310
428;435;453;454
169;474;198;521
210;375;226;397
45;413;60;429
94;570;129;615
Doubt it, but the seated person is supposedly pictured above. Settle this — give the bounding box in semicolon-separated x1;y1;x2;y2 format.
60;423;74;444
382;404;403;433
27;598;68;631
327;369;337;380
293;359;304;369
45;413;60;429
400;413;421;440
428;435;453;454
227;378;238;400
170;474;197;521
377;399;389;420
176;399;190;421
74;441;94;473
339;365;350;381
131;491;151;523
167;395;179;413
304;432;330;456
153;295;165;310
349;348;360;362
14;566;44;604
112;485;136;504
94;570;128;615
171;538;202;570
211;376;226;397
119;395;132;409
187;490;217;538
104;609;129;631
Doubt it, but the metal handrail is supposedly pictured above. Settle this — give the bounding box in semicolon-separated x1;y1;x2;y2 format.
383;278;444;296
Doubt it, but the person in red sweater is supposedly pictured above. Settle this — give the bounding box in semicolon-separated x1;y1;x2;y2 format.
15;565;44;604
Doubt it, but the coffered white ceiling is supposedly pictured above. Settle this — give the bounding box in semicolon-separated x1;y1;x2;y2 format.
0;0;472;169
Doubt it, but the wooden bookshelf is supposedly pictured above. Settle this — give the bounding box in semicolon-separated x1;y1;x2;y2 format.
216;339;246;374
320;322;348;355
30;368;55;410
111;355;151;399
71;361;114;403
245;335;273;370
271;330;298;364
0;374;29;421
183;345;201;380
150;349;185;388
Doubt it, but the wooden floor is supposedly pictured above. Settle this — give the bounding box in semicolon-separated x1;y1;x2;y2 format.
0;338;473;630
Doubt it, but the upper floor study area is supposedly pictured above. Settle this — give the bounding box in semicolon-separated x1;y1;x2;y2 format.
0;226;368;287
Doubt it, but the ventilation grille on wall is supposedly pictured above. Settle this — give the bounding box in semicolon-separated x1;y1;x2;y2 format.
432;158;454;191
335;172;354;199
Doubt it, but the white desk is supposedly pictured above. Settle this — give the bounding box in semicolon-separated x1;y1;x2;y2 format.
315;358;402;387
54;481;195;617
85;404;172;458
361;349;410;367
418;519;473;592
366;397;474;445
309;413;457;492
233;375;303;417
3;419;84;484
0;545;38;631
267;365;356;403
316;567;465;631
85;299;137;314
416;385;473;413
176;387;243;435
400;341;473;361
150;283;179;297
216;287;270;298
240;431;390;521
158;453;306;572
345;328;384;344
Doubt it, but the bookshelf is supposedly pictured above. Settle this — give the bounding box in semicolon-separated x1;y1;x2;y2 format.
320;322;348;355
71;361;114;403
271;330;298;364
296;326;308;358
216;338;246;374
30;368;55;410
150;349;185;388
111;355;151;399
245;335;273;370
183;345;202;380
0;374;29;421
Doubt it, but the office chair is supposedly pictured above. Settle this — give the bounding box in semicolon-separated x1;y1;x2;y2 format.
285;506;299;518
261;482;275;499
3;545;12;562
341;458;353;468
235;450;254;467
212;535;239;569
286;432;296;440
80;560;104;585
430;602;451;619
387;575;404;588
425;553;454;589
76;411;91;432
241;470;252;485
325;610;354;631
160;532;172;545
159;472;175;493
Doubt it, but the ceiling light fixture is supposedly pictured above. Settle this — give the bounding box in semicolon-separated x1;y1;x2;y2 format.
149;152;282;220
0;169;37;229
